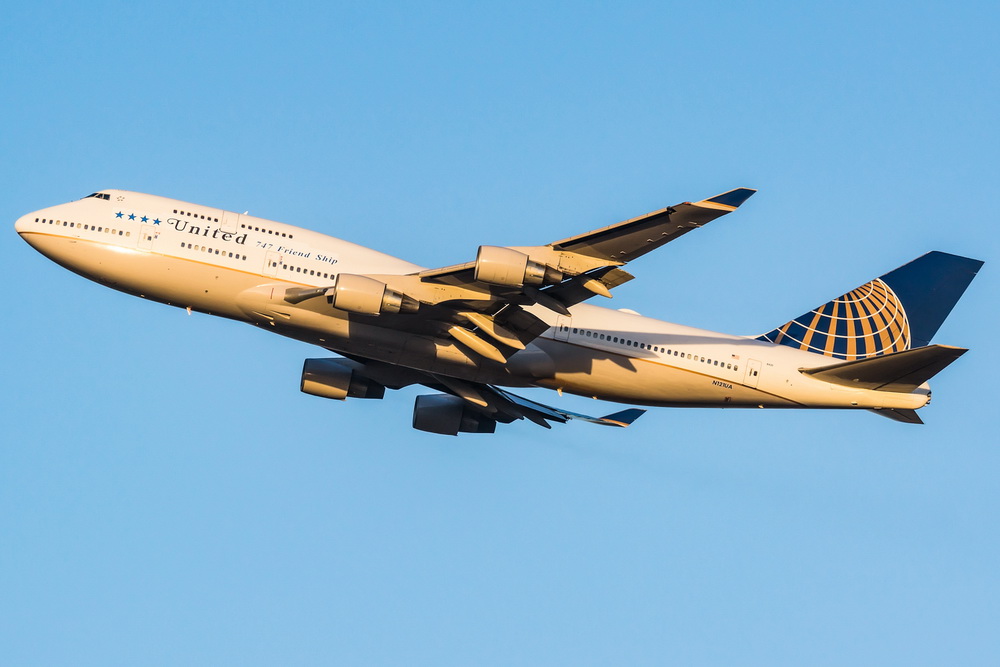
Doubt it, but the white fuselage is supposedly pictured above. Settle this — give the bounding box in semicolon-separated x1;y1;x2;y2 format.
15;190;930;413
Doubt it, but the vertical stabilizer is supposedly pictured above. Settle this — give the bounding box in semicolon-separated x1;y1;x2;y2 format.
758;252;983;360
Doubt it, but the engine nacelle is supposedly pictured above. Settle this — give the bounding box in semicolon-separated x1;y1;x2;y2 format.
412;394;497;435
474;246;563;288
326;274;418;316
300;358;385;400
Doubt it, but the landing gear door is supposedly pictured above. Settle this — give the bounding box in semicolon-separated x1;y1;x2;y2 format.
263;251;282;277
744;359;762;388
554;315;572;341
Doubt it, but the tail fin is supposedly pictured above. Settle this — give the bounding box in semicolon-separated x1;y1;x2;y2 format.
758;252;983;360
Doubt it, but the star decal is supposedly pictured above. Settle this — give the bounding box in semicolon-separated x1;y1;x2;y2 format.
128;213;136;220
153;218;161;225
115;211;123;218
141;215;149;223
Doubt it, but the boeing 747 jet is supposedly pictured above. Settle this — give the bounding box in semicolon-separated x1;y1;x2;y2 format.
15;188;982;434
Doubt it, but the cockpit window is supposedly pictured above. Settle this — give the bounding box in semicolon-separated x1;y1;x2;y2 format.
82;192;111;200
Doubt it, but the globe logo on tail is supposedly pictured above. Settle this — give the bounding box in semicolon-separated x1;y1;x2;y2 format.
761;278;911;360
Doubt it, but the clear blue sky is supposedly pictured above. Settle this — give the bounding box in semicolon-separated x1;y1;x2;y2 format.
3;2;998;664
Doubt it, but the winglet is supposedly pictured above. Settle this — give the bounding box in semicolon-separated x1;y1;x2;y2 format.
700;187;757;209
597;408;646;427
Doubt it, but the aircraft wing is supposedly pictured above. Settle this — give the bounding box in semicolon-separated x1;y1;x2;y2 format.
547;187;757;263
427;373;646;429
335;356;645;432
284;187;755;361
417;187;756;278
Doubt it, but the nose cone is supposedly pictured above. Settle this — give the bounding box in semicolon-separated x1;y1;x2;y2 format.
14;213;32;235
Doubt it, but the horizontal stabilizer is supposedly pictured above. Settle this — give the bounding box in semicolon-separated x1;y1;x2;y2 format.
801;344;967;392
868;408;924;424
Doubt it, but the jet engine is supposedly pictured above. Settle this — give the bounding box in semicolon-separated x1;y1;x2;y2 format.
326;274;419;316
474;245;563;288
300;358;385;400
411;394;497;435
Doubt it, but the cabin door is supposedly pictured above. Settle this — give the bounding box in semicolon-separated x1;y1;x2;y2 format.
220;210;241;234
263;251;282;276
554;315;572;341
744;359;762;388
138;225;157;250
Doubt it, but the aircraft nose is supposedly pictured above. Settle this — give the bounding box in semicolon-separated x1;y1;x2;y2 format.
14;213;32;235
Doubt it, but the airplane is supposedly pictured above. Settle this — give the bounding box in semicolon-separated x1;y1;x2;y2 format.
14;188;983;435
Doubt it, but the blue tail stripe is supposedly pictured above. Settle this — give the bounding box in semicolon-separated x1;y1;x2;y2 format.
879;251;984;348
